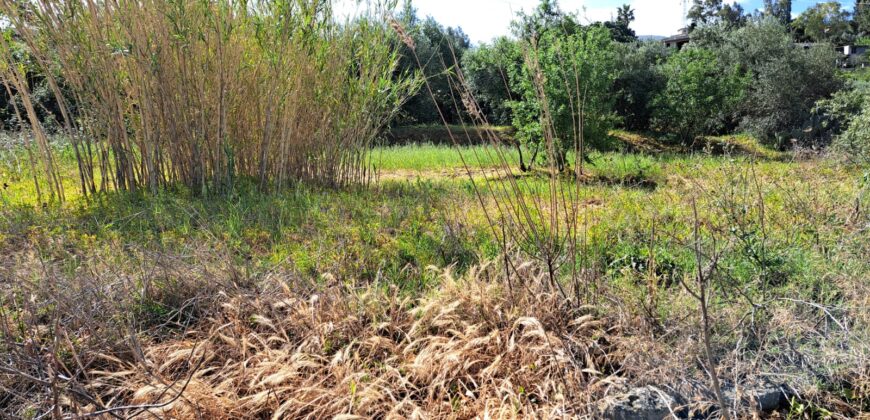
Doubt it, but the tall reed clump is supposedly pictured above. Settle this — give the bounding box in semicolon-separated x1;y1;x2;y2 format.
0;0;415;199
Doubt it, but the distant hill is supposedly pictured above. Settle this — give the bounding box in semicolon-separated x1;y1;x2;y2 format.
638;35;666;41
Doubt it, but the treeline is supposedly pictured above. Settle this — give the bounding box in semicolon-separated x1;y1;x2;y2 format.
393;0;870;164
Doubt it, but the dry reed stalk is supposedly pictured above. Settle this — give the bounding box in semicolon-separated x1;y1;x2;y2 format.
0;0;414;195
390;18;594;302
0;34;66;202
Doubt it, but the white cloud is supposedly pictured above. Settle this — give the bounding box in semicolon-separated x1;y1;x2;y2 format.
628;0;686;36
334;0;689;43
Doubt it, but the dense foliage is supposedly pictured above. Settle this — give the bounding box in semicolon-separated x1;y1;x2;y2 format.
688;0;747;29
4;0;870;177
612;42;670;131
717;19;843;145
393;3;471;125
828;75;870;162
460;37;520;126
833;102;870;163
792;1;853;44
652;48;745;142
508;23;618;168
455;0;869;157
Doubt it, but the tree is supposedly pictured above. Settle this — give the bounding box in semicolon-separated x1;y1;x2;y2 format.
617;4;635;26
720;19;843;145
394;5;471;125
856;0;870;36
652;48;746;142
461;37;522;126
718;3;746;27
763;0;792;26
613;41;670;131
508;4;618;171
513;0;579;40
604;4;637;43
688;0;746;29
792;2;852;44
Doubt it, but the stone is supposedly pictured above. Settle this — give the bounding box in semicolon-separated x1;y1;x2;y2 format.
723;385;789;412
599;385;681;420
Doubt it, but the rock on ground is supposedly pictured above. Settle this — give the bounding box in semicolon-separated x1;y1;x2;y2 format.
598;385;680;420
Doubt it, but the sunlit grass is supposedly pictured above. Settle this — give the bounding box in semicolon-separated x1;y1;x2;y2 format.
2;139;860;292
371;144;521;171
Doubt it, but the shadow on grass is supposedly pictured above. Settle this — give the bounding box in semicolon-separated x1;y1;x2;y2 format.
0;180;494;293
610;130;786;161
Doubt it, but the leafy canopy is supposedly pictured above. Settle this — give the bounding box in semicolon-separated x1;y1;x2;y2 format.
652;48;747;142
506;1;618;170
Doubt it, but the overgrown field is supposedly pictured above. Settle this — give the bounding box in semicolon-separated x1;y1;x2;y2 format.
2;0;869;416
1;136;868;418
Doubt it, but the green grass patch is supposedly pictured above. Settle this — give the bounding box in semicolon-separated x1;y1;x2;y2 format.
371;144;520;171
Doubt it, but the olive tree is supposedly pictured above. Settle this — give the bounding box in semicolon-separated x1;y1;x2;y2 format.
723;19;843;146
613;41;670;131
461;37;521;126
652;48;746;142
508;23;618;171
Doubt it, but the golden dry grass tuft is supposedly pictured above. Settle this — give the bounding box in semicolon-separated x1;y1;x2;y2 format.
86;263;619;418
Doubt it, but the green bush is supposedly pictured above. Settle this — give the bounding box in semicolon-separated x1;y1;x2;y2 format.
613;41;670;131
832;103;870;164
652;48;746;142
508;18;618;169
813;80;870;142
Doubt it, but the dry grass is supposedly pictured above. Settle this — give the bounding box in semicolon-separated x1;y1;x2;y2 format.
2;244;865;418
72;262;619;418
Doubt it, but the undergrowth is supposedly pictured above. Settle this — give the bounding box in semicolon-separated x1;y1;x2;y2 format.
1;139;868;417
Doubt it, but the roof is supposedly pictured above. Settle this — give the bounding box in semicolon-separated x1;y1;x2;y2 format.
662;33;690;43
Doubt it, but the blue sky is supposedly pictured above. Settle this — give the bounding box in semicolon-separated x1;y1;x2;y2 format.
338;1;851;43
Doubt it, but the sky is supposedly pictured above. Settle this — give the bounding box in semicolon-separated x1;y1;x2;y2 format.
338;0;851;43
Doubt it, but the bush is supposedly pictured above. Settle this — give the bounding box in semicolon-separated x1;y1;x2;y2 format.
613;41;670;131
508;23;618;169
720;19;843;147
652;48;746;143
832;103;870;164
812;80;870;143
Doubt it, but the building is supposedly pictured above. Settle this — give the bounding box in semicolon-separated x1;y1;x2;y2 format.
662;28;690;50
843;45;869;68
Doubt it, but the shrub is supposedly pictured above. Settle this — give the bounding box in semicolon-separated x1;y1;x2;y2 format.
652;48;746;143
832;103;870;164
813;80;870;143
508;23;618;169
